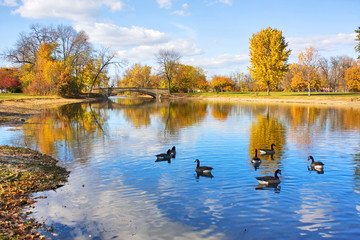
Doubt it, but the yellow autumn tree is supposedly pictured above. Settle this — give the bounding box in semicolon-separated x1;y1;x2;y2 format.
21;42;62;95
249;27;291;95
172;64;207;93
298;46;321;96
345;60;360;91
289;63;306;91
119;63;152;87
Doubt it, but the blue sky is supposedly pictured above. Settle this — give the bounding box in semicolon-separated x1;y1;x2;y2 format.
0;0;359;79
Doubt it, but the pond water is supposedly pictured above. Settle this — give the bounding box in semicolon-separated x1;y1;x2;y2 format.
1;97;360;240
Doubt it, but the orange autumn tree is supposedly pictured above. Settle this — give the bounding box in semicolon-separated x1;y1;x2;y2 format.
345;60;360;91
195;75;210;92
210;76;235;92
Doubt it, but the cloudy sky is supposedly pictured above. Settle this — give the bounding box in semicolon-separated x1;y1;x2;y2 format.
0;0;359;78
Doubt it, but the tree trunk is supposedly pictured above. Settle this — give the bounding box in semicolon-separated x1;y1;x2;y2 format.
167;78;171;95
267;83;270;96
308;81;311;96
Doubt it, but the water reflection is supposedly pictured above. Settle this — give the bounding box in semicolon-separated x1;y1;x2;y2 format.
353;153;360;194
255;184;281;193
155;158;171;164
249;108;286;173
196;172;214;179
22;102;107;161
210;102;232;121
2;98;360;239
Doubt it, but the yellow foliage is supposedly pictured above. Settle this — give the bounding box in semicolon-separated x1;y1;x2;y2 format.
248;27;291;94
345;60;360;91
119;63;152;88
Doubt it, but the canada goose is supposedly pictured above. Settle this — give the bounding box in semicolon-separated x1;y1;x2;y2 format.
308;156;324;170
251;149;261;163
194;159;213;174
259;144;276;155
256;169;281;185
170;146;176;158
155;149;171;160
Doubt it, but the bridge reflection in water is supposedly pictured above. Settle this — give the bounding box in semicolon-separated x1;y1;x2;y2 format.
93;87;169;99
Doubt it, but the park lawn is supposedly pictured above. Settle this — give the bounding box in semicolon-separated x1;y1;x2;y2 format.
187;91;360;99
0;93;59;101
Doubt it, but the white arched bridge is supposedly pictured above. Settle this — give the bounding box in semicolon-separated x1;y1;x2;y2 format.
93;87;170;99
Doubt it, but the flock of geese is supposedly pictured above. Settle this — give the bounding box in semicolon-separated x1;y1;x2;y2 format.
155;144;325;186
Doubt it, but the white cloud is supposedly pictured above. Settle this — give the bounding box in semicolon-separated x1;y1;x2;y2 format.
157;0;171;9
12;0;124;21
103;0;124;11
73;21;203;63
0;0;18;6
191;53;249;69
288;33;357;55
172;3;190;16
74;22;170;48
117;39;203;62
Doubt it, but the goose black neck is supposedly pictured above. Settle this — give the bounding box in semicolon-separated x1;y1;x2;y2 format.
196;160;200;168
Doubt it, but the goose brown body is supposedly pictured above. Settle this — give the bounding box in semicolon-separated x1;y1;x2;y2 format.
259;144;276;155
308;156;324;170
155;149;171;160
256;169;281;185
194;159;213;174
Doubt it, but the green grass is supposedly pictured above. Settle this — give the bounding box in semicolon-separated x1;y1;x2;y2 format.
0;93;59;100
186;91;360;98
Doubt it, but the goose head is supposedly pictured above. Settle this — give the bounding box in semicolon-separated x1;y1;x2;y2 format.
275;169;282;177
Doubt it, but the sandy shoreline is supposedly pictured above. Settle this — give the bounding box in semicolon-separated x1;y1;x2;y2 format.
0;97;102;125
183;94;360;108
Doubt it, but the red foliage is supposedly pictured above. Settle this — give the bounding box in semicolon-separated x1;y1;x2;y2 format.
0;68;21;91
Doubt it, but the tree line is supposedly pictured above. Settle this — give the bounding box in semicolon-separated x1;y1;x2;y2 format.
1;24;121;96
1;24;360;96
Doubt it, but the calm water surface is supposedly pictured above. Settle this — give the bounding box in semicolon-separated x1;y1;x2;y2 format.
1;97;360;240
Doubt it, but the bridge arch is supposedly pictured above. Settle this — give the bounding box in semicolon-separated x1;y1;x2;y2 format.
93;87;169;99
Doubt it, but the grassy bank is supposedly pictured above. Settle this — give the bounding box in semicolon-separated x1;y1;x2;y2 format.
182;91;360;107
0;93;59;101
187;91;360;99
